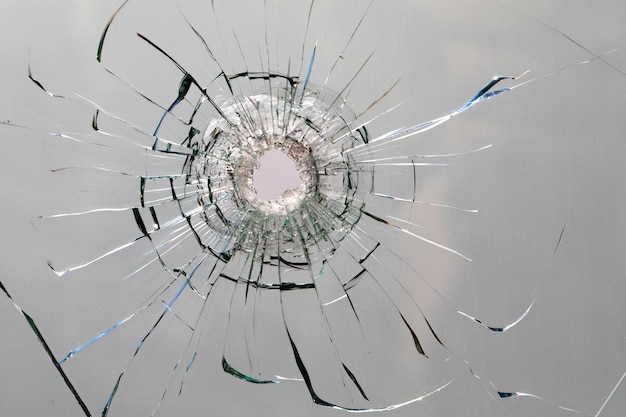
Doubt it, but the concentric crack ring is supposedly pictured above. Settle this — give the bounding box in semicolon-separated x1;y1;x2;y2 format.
180;75;366;273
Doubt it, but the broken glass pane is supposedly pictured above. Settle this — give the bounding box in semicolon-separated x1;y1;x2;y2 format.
1;1;625;416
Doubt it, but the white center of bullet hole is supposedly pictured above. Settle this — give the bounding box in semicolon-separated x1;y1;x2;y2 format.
252;149;303;201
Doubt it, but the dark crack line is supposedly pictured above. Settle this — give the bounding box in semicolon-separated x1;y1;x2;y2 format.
0;280;92;417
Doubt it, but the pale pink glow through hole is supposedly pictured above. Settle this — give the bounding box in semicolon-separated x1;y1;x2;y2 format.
253;149;303;201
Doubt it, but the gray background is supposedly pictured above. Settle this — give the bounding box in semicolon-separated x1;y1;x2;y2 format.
1;1;625;416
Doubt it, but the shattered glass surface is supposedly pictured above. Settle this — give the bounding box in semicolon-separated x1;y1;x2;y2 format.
1;1;625;416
